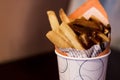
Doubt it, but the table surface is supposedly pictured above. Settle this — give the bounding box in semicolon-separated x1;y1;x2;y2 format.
0;48;119;80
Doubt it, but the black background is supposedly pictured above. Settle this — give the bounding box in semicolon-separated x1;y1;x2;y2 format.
0;48;119;80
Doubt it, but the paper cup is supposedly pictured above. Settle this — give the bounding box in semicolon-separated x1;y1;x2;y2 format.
55;49;111;80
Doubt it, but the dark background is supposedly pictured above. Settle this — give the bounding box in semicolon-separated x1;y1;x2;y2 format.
0;48;119;80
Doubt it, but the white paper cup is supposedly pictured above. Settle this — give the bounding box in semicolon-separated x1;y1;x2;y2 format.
55;49;111;80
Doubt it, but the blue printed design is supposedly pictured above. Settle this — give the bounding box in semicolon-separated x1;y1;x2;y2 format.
59;58;68;73
79;59;104;80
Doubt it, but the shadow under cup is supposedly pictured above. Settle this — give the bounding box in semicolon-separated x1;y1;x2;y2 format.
55;49;111;80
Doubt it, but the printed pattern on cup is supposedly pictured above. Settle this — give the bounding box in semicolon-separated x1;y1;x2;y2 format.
57;57;68;73
57;55;108;80
79;59;104;80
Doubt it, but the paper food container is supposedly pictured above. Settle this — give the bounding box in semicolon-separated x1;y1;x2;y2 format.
55;0;111;80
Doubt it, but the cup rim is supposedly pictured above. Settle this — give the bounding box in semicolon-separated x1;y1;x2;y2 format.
55;49;111;60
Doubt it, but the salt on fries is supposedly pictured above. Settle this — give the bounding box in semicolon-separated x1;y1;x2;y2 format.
46;9;110;50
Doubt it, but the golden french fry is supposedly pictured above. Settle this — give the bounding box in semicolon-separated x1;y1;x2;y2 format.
104;28;109;35
46;9;110;50
80;33;88;46
47;11;59;30
71;18;100;30
54;29;73;47
97;32;109;42
59;8;70;23
59;22;84;50
46;31;72;48
90;15;101;23
90;15;105;31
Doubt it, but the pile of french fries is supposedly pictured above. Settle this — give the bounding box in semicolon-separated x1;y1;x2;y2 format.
46;8;110;50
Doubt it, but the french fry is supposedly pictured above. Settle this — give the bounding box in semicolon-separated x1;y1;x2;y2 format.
46;31;72;48
54;29;73;47
97;32;109;42
47;11;59;30
71;18;100;30
59;22;84;50
59;8;70;23
46;0;111;58
89;15;105;31
79;33;88;46
46;8;110;51
90;15;101;23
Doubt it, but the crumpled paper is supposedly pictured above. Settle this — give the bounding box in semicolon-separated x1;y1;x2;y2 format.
59;42;108;58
